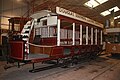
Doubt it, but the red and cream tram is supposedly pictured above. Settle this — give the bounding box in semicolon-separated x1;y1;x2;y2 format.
9;7;103;72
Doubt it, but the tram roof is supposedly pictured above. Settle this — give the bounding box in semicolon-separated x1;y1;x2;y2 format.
30;10;57;19
56;7;103;28
30;7;103;28
105;28;120;33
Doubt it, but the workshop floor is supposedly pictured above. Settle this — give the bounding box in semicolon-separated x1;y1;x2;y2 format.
0;54;120;80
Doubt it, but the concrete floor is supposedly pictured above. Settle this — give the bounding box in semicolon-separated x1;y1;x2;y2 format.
0;54;120;80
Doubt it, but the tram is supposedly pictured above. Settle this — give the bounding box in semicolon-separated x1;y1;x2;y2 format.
104;28;120;55
9;7;103;72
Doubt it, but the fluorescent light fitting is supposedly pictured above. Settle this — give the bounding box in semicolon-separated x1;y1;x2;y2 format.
109;6;120;12
84;0;99;8
114;17;117;19
114;15;120;19
97;0;108;4
100;6;120;16
100;11;110;16
84;0;108;8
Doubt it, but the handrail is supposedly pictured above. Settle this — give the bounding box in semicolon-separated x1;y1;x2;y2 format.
28;42;55;47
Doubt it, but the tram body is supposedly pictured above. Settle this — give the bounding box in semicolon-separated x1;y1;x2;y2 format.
104;28;120;54
9;7;103;70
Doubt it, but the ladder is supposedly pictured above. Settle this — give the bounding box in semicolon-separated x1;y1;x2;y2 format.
21;19;35;54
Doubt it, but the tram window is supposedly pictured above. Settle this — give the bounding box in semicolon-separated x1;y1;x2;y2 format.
43;20;47;26
88;27;91;44
37;18;40;22
82;27;86;45
93;28;95;44
97;30;100;45
105;33;120;43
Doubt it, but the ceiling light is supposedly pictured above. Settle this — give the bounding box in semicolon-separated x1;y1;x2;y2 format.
100;6;120;16
100;11;110;16
114;15;120;19
84;0;99;8
84;0;108;8
114;17;117;19
109;6;120;12
97;0;108;4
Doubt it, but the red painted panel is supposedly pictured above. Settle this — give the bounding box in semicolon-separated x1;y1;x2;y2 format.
41;37;57;45
50;47;63;57
9;41;24;60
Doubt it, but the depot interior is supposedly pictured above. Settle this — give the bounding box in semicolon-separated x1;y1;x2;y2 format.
0;0;120;80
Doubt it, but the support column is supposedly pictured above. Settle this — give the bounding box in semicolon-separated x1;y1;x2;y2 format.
100;30;103;45
0;15;1;35
32;0;35;13
40;28;42;36
0;0;2;44
86;26;88;45
33;28;35;38
57;19;60;46
80;25;82;45
72;23;75;45
0;4;1;30
48;26;50;37
12;22;14;32
0;14;1;44
95;29;97;45
91;28;93;45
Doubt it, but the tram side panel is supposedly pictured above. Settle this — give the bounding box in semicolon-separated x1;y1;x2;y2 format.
106;43;120;54
9;41;25;60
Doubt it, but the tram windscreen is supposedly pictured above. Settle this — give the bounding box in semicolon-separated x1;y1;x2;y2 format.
104;33;120;43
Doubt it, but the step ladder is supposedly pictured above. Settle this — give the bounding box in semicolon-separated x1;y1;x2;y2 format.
21;19;35;54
